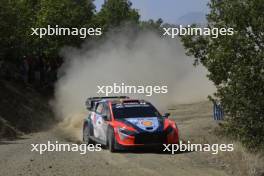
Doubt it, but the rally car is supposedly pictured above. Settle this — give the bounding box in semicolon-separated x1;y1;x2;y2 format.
82;96;179;152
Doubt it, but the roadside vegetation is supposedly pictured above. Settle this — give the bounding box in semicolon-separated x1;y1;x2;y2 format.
171;101;264;176
0;79;55;137
181;0;264;151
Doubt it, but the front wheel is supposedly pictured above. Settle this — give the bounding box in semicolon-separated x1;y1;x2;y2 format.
108;128;117;152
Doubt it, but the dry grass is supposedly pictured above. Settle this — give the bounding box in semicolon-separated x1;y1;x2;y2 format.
215;142;264;176
170;101;264;176
0;80;55;133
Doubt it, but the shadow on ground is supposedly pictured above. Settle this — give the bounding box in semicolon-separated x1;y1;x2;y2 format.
105;146;194;155
0;136;29;145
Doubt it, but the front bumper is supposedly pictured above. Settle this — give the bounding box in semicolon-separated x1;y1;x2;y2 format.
134;132;167;144
114;127;179;146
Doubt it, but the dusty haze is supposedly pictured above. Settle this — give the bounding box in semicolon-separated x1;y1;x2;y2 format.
53;30;215;141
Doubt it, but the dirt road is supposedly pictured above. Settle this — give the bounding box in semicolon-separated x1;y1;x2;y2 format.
0;102;229;176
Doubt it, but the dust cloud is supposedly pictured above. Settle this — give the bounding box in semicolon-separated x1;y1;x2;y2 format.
53;29;215;141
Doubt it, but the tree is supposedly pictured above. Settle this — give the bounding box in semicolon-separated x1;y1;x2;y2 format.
94;0;140;31
34;0;95;57
0;0;40;60
181;0;264;150
0;0;96;61
0;1;14;59
140;18;163;31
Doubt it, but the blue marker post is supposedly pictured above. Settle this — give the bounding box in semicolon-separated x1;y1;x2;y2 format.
213;102;224;121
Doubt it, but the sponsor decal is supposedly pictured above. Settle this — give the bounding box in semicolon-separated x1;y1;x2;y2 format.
125;117;159;131
141;120;153;127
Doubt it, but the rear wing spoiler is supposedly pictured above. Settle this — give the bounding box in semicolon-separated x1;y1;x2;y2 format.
85;96;129;111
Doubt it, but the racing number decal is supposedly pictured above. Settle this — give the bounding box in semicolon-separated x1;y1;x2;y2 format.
93;103;109;142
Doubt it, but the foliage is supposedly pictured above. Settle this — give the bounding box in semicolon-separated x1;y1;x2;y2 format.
139;18;163;31
34;0;95;57
181;0;264;150
94;0;140;31
0;0;40;60
0;0;141;60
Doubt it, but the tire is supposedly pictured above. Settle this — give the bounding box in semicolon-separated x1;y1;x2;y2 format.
83;124;91;144
108;128;117;153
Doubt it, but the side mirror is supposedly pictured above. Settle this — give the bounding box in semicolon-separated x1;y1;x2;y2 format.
163;113;170;118
85;100;92;110
102;115;108;121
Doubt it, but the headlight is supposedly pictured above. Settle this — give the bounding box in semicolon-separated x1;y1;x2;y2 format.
118;127;137;136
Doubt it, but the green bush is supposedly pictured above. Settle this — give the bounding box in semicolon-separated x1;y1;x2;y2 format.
181;0;264;151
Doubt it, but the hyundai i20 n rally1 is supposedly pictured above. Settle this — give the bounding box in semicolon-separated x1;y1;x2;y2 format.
82;96;179;152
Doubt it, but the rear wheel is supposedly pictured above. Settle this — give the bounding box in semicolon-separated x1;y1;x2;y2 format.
83;124;91;144
108;128;117;152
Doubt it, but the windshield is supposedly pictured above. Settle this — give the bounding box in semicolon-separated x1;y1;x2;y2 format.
112;104;161;119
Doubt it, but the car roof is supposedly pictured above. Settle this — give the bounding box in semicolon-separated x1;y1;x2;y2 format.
99;98;149;105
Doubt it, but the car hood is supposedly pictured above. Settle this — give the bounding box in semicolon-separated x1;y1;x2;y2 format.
118;117;164;132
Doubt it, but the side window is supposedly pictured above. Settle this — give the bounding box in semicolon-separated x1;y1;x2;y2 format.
96;103;104;114
104;104;111;121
